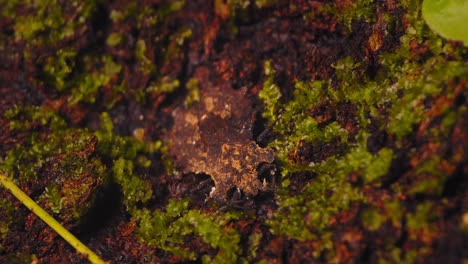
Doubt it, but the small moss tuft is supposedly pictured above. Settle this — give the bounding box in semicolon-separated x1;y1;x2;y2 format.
134;199;242;262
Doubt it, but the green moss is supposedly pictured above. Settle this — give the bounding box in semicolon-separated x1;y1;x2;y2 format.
106;33;123;47
254;0;277;8
267;193;314;241
23;0;190;107
112;158;152;210
384;200;404;228
134;199;242;262
93;112;160;211
260;76;349;175
375;200;434;264
147;77;180;95
29;0;190;107
227;0;278;11
2;107;93;180
408;157;446;195
268;170;362;241
361;207;385;231
227;0;250;10
0;0;20;17
94;112;159;161
4;105;66;130
407;202;437;231
384;57;468;139
110;0;185;26
246;232;262;262
259;2;467;259
331;56;392;111
438;110;458;136
377;247;426;264
266;129;391;241
1;106;107;225
40;183;63;214
135;39;154;75
38;153;107;224
173;28;193;46
162;27;192;74
135;200;193;258
106;0;186;56
0;198;15;241
184;78;200;107
41;48;124;105
320;0;377;33
261;58;394;250
363;147;394;184
190;210;241;263
43;49;77;90
377;2;468;140
71;55;122;105
12;0;97;45
258;60;282;124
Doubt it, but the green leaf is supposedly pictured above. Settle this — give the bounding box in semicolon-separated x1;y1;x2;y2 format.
422;0;468;46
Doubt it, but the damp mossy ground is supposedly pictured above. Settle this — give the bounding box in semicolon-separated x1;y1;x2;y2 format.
0;0;467;263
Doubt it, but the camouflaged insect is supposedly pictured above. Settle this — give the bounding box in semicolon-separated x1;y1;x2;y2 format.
169;84;274;200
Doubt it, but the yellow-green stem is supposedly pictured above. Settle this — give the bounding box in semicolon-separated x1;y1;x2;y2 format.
0;173;106;264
